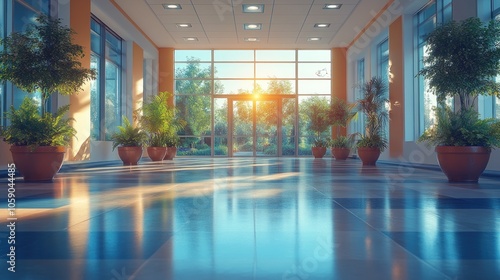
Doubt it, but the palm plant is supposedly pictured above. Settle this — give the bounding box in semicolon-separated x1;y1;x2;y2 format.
110;116;147;150
357;77;389;151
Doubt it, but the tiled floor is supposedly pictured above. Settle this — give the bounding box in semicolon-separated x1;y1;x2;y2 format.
1;157;500;280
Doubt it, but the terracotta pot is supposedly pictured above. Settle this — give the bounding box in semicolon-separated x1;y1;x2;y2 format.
311;147;327;158
436;146;491;182
164;146;177;160
147;146;167;161
332;148;350;160
357;147;381;166
10;145;66;182
117;146;143;165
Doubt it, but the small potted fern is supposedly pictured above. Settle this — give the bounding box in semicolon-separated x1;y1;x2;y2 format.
110;116;147;165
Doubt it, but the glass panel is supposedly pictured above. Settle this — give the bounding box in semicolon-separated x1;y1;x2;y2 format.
298;63;331;78
178;137;211;156
298;96;331;155
91;30;101;54
175;50;211;61
496;98;500;119
13;1;37;32
175;62;212;79
214;137;228;155
215;80;254;94
255;80;295;95
233;100;253;156
17;0;49;14
175;79;212;95
256;100;278;156
176;95;211;137
214;63;254;78
298;80;331;94
214;50;254;61
106;31;121;65
298;50;331;61
282;98;297;156
13;86;42;110
104;60;121;140
256;50;295;61
256;63;295;79
90;54;100;140
214;98;228;136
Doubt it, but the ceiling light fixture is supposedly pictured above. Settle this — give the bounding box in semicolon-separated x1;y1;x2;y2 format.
243;4;264;13
163;4;182;9
244;23;262;30
314;23;330;28
245;37;260;42
308;37;321;41
176;23;192;28
183;37;198;41
323;4;341;9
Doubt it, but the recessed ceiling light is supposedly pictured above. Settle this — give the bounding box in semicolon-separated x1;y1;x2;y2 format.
183;37;198;41
243;4;264;13
245;37;260;42
314;23;331;28
176;23;192;28
244;23;262;30
308;37;321;41
163;4;181;9
323;4;341;9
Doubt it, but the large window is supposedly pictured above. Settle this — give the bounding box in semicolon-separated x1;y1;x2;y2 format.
350;58;365;137
174;50;331;156
415;0;452;135
7;0;53;111
90;16;123;141
377;39;390;142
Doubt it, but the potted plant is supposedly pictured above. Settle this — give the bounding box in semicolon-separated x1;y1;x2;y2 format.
418;17;500;182
302;97;331;158
329;97;357;160
0;15;96;181
110;116;147;165
164;132;180;160
356;77;389;165
136;91;174;161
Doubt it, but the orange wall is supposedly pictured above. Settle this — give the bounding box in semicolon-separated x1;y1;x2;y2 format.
69;0;92;161
158;48;174;105
388;17;404;158
132;42;144;122
331;48;348;137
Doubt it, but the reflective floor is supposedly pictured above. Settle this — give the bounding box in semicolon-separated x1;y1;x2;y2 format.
1;157;500;280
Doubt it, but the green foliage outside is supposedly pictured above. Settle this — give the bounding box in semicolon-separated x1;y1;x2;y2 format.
0;98;76;149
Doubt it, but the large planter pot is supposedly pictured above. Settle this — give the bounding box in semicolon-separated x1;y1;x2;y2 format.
311;147;327;158
164;146;177;160
332;148;350;160
436;146;491;182
357;147;381;166
10;145;66;182
147;146;167;162
117;146;143;165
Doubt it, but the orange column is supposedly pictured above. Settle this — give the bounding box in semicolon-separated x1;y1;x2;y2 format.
69;0;92;161
331;48;348;138
158;48;175;105
132;42;144;124
388;17;404;158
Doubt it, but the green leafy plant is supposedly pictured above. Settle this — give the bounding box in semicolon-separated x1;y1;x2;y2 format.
110;116;147;150
329;134;357;149
418;17;500;111
330;97;357;136
313;137;329;148
0;98;76;149
419;106;500;148
357;77;389;151
0;14;96;114
136;91;186;148
302;97;331;147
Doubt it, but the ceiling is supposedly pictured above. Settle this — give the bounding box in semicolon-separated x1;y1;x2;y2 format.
113;0;392;49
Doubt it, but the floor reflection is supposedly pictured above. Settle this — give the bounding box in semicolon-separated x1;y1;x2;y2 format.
0;158;499;279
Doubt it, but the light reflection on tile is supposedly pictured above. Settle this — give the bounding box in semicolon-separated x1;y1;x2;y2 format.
0;158;499;279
